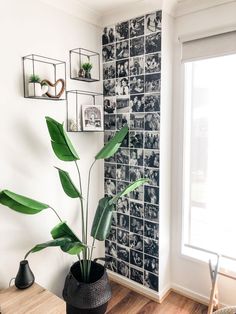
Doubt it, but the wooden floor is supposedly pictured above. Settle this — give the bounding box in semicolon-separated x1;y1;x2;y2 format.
107;282;208;314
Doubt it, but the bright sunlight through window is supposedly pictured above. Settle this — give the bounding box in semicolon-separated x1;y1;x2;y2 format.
183;54;236;259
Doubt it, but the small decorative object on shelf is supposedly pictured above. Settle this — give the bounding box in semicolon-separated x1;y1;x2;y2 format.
66;90;103;132
69;48;100;82
22;54;66;100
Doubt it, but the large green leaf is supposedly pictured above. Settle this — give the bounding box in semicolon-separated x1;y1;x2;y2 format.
24;237;74;259
90;197;114;241
46;116;79;161
50;221;85;254
25;237;85;259
111;178;149;204
95;125;129;160
0;190;48;214
55;167;82;199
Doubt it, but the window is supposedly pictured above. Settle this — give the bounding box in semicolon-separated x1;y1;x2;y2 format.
183;53;236;260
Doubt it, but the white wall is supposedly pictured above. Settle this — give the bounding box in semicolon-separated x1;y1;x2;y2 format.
171;0;236;306
0;0;104;296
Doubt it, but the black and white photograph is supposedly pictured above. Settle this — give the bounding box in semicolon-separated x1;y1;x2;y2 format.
116;196;129;214
130;166;144;182
144;150;159;168
117;245;130;263
130;267;143;285
116;59;129;77
130;16;144;38
102;44;115;62
117;228;129;247
144;271;159;291
144;238;159;256
116;113;129;129
117;213;129;231
130;249;143;268
130;113;145;130
145;11;162;34
145;93;160;112
144;221;159;240
144;186;159;204
102;26;115;45
116;78;129;96
111;212;117;227
130;201;144;218
117;181;129;194
130;149;143;166
145;53;161;73
116;164;129;181
116;98;129;113
104;162;116;179
130;94;145;112
104;97;116;114
82;105;103;131
105;179;116;196
105;256;117;272
130;75;144;94
130;233;143;252
116;148;129;164
145;73;161;93
130;217;143;235
120;133;129;148
145;32;161;54
130;184;144;202
144;254;158;274
116;21;129;41
144;203;159;222
105;240;117;257
145;113;160;131
116;40;129;59
117;260;129;278
130;131;143;148
103;79;116;96
104;131;115;143
104;114;116;130
144;168;159;186
107;227;117;242
130;56;144;76
103;61;116;79
144;132;160;149
130;37;144;57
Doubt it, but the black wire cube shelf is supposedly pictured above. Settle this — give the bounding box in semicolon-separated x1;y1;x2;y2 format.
22;54;66;101
66;90;104;133
69;48;100;82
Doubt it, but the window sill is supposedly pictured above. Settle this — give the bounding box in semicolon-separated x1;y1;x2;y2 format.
181;245;236;276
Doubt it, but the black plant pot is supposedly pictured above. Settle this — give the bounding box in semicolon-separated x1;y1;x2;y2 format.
84;71;91;79
63;260;112;314
15;260;35;289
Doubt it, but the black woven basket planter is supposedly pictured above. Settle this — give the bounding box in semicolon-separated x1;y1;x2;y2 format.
63;260;112;314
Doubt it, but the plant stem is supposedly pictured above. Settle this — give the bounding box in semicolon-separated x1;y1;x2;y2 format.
74;161;86;281
87;237;96;278
85;161;96;245
49;207;63;222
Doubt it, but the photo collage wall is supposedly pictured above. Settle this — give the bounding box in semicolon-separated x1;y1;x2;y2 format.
102;11;161;291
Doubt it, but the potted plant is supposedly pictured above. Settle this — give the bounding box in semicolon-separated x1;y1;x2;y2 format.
28;74;48;97
81;62;93;79
0;117;147;314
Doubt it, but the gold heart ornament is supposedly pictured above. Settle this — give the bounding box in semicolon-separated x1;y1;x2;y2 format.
41;79;65;98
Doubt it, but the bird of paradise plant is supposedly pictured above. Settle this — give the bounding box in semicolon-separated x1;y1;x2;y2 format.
0;117;148;282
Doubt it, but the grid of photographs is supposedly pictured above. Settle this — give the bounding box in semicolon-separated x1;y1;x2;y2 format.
102;10;161;292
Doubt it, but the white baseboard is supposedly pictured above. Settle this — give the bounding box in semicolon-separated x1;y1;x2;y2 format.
108;270;171;303
171;283;209;306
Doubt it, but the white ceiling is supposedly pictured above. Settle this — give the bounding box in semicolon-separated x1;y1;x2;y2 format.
77;0;143;14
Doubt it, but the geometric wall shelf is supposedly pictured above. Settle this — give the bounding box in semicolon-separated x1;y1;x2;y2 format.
22;54;66;101
69;48;100;82
66;90;103;132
